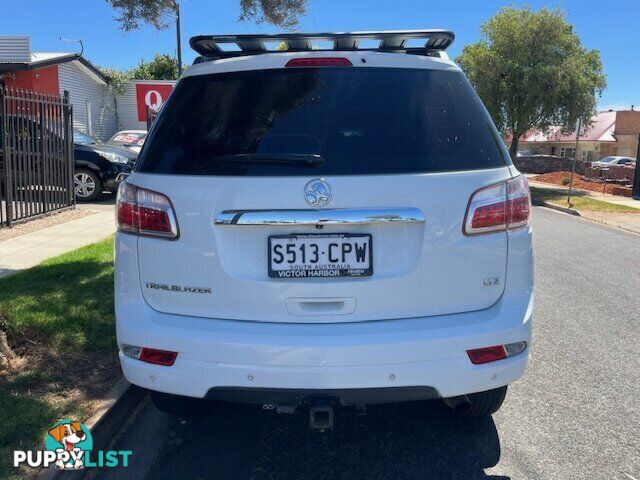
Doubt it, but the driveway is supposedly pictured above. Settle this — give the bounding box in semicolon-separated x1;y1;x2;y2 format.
76;193;116;212
100;207;640;480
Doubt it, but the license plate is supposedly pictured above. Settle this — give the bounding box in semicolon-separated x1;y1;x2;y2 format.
268;233;373;279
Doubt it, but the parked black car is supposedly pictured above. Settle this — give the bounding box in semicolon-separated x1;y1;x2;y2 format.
73;130;137;201
1;117;136;202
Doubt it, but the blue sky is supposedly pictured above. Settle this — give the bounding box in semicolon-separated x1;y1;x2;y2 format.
2;0;638;109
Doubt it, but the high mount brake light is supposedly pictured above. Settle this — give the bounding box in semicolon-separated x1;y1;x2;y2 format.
285;57;353;67
464;175;531;235
116;182;179;239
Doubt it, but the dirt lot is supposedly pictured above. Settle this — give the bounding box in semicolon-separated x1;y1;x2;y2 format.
531;171;632;195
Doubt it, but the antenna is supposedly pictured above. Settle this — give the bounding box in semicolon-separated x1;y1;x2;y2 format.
59;37;84;56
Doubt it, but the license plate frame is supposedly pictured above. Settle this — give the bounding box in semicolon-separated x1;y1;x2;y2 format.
267;233;373;279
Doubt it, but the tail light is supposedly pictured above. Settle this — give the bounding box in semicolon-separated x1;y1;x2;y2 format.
464;175;531;235
285;57;352;67
116;182;179;239
467;341;527;365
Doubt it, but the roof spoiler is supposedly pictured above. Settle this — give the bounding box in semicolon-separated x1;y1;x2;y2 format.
190;30;455;62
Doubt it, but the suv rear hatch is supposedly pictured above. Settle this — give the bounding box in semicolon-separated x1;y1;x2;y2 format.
129;57;514;323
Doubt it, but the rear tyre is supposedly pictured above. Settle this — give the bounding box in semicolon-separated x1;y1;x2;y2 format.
463;386;508;416
74;168;102;202
151;391;206;418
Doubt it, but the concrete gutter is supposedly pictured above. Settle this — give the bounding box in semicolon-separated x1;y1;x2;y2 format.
531;199;581;216
37;378;147;480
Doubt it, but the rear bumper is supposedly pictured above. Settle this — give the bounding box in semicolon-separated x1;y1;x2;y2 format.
115;225;533;402
120;342;529;403
100;163;132;192
201;386;440;405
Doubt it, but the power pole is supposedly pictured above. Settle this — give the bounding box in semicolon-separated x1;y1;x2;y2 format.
567;117;583;206
175;1;182;77
632;133;640;200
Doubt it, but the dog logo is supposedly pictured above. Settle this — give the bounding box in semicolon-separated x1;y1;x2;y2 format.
45;420;92;470
14;419;131;470
304;178;332;207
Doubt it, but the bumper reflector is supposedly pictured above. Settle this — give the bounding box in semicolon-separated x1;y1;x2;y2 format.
467;341;527;365
121;344;178;366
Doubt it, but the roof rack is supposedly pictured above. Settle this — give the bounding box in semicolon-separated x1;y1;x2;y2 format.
190;30;455;62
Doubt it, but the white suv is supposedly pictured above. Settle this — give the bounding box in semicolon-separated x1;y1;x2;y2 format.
115;31;533;425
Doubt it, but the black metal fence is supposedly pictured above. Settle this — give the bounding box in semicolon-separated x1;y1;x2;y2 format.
0;87;74;227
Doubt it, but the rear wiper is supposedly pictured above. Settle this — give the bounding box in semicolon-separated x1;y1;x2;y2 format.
212;153;324;167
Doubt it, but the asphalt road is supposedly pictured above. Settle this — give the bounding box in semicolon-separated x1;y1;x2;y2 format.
100;207;640;480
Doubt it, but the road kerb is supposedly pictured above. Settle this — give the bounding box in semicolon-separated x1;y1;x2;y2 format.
37;378;147;480
531;199;581;216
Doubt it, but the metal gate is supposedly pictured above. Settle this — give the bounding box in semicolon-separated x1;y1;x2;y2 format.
0;87;74;227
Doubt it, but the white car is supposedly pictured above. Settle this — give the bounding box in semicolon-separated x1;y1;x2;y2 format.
591;156;636;168
114;31;533;427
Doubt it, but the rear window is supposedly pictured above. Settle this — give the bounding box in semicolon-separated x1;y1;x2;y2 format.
137;67;509;176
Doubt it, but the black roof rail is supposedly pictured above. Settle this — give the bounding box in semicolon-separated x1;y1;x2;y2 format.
190;30;455;62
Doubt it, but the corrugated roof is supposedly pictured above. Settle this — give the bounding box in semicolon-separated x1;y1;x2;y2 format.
30;52;74;62
0;51;107;83
518;111;617;143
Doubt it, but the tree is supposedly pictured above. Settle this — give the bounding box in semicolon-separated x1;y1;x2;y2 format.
99;55;179;96
456;7;606;159
106;0;309;77
238;0;307;30
98;66;133;95
130;54;180;80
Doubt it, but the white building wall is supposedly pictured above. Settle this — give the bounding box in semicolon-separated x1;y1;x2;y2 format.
58;61;117;141
115;80;175;131
0;35;30;62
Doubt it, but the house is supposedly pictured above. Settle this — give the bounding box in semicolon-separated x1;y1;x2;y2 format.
512;110;640;161
1;35;178;140
0;35;116;140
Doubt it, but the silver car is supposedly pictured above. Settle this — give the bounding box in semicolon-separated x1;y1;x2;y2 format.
591;156;636;168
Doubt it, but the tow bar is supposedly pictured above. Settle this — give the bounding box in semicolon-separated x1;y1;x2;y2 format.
309;399;334;431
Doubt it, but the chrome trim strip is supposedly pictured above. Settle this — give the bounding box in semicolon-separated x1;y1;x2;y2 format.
214;208;425;226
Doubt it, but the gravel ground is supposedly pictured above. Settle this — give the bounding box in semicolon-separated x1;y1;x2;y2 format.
0;208;95;242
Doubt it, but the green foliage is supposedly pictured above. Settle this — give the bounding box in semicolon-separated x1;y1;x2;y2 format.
0;237;115;351
106;0;179;31
97;66;133;95
99;54;180;94
107;0;308;30
530;187;640;213
0;238;115;478
130;54;180;80
456;7;606;158
239;0;308;29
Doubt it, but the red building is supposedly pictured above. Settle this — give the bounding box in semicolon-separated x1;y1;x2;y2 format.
1;36;114;140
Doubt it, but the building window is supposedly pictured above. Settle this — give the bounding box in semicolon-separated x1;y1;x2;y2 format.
560;148;576;159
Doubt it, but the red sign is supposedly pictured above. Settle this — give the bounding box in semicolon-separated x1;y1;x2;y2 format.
135;83;174;121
